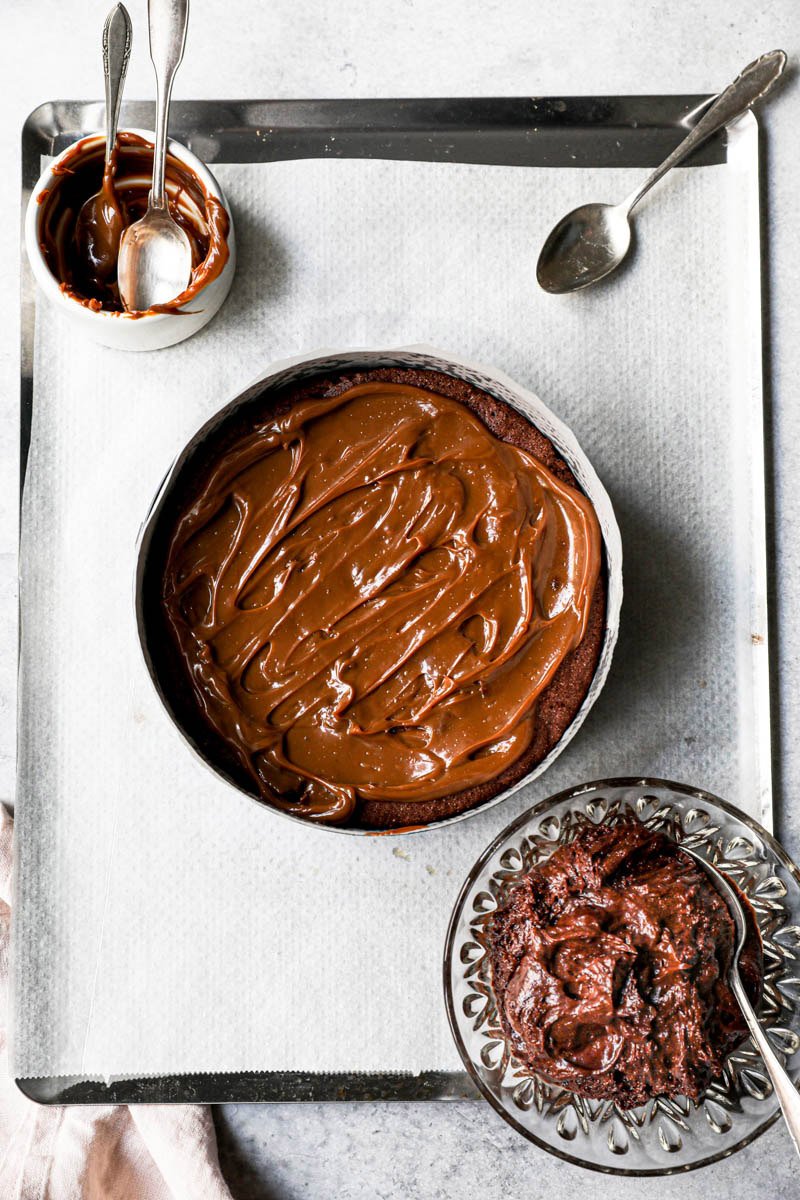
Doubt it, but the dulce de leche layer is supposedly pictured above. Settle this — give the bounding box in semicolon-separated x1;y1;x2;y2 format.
162;381;602;822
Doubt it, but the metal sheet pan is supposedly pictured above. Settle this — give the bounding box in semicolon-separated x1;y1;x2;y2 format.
17;95;766;1104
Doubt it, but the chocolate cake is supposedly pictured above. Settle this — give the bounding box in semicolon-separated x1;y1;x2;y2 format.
488;817;763;1108
154;367;606;828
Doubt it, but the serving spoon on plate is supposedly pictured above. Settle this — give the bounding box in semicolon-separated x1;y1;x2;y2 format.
118;0;192;311
681;843;800;1157
537;49;787;294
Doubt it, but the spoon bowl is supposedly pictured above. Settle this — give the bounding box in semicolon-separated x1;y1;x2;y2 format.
74;170;125;287
537;202;631;294
117;207;192;309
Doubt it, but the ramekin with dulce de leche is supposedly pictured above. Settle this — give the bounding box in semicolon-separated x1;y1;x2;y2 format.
25;129;235;351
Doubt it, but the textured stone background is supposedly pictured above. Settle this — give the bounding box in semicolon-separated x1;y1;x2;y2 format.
2;1;799;1194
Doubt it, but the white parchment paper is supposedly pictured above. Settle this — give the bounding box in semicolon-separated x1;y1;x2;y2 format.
14;149;767;1078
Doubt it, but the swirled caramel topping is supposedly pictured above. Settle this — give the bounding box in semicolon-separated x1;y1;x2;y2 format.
163;382;602;822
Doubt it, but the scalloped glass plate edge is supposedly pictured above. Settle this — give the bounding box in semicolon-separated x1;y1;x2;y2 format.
443;778;800;1175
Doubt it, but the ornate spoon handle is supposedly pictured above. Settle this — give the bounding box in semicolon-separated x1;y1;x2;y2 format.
147;0;190;210
102;3;132;165
624;50;786;214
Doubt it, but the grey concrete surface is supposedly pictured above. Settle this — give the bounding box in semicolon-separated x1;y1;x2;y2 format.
211;1101;797;1198
3;0;800;1194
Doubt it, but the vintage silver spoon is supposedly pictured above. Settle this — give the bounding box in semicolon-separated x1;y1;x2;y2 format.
118;0;192;311
74;3;132;287
537;50;786;294
681;843;800;1157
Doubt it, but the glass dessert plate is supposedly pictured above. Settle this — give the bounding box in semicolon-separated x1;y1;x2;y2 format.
443;779;800;1175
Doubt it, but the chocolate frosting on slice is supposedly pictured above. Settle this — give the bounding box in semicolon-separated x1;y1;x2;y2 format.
162;380;602;823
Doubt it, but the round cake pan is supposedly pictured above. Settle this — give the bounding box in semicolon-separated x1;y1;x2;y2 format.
134;345;623;835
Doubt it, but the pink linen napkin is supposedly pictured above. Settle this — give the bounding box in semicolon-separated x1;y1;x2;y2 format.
0;807;232;1200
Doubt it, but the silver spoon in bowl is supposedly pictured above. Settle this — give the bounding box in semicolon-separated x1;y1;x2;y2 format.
681;843;800;1157
118;0;192;311
537;50;787;295
74;3;132;288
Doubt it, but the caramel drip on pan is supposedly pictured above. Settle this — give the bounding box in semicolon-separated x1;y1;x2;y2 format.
163;383;602;822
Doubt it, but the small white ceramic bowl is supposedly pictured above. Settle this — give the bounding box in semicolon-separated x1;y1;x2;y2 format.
25;128;236;352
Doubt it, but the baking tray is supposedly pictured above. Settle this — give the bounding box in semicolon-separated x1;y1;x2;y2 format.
18;96;768;1104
